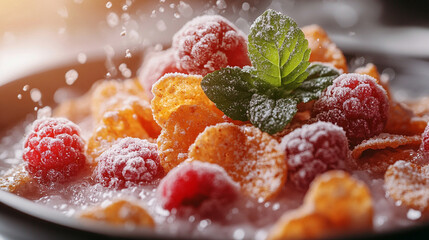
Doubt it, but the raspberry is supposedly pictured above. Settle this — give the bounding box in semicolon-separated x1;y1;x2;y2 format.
281;122;349;190
157;161;239;216
421;124;429;160
23;118;86;183
94;137;163;189
172;15;251;76
313;73;389;145
139;48;185;99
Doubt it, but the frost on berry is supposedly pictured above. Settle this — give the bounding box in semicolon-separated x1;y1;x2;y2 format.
94;137;163;189
172;15;250;76
79;199;155;227
313;73;390;145
151;73;223;127
268;171;373;240
22;117;87;183
420;124;429;160
188;123;286;201
157;161;240;216
302;24;348;73
139;48;185;99
385;161;429;211
157;105;224;173
281;121;349;190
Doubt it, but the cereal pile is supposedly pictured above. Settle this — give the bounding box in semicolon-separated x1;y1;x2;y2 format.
1;9;429;240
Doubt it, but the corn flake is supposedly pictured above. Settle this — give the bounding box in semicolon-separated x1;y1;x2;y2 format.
385;161;429;211
157;105;224;173
188;123;287;201
151;73;222;127
80;199;155;227
268;171;373;240
302;25;348;73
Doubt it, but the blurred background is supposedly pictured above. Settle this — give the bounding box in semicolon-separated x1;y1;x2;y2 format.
0;0;428;86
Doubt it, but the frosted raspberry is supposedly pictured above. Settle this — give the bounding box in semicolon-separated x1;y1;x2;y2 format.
139;48;185;99
281;121;349;190
23;118;86;183
172;15;251;76
157;161;239;215
94;137;163;189
421;124;429;160
313;73;389;145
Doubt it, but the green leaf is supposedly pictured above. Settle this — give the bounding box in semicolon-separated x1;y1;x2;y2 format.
201;67;257;121
293;63;340;103
248;9;310;89
248;93;298;134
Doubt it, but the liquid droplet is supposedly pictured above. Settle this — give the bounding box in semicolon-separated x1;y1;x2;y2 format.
77;53;87;64
107;12;119;28
17;94;22;100
106;1;112;8
23;85;29;91
125;49;132;58
30;88;42;102
65;69;79;85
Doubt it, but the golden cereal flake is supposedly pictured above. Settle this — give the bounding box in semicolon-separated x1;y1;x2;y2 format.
188;123;287;201
79;199;155;227
157;105;224;173
385;161;429;211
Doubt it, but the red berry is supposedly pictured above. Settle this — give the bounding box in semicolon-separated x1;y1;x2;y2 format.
139;48;185;99
172;15;251;76
23;117;86;183
94;137;163;189
157;161;239;215
281;121;349;190
313;73;389;145
421;124;429;159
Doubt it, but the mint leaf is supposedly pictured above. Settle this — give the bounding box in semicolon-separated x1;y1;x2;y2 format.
293;63;340;103
248;94;297;134
248;9;311;89
201;67;256;121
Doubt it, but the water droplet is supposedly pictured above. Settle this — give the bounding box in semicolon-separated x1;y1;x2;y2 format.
197;219;211;230
23;85;29;91
17;94;22;100
154;44;163;51
122;4;128;11
159;6;165;13
65;69;79;85
30;88;42;102
57;6;69;18
121;13;131;22
34;107;38;111
106;1;112;8
169;3;175;8
242;2;250;11
160;0;165;2
77;53;87;64
174;13;180;19
407;209;422;220
121;30;127;36
188;215;195;223
151;10;157;18
233;229;245;240
216;0;227;9
125;49;132;58
156;20;167;32
272;202;280;211
58;27;66;35
178;1;193;18
107;12;119;27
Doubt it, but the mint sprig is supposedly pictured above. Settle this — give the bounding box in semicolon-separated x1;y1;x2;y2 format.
248;10;311;89
201;10;340;134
